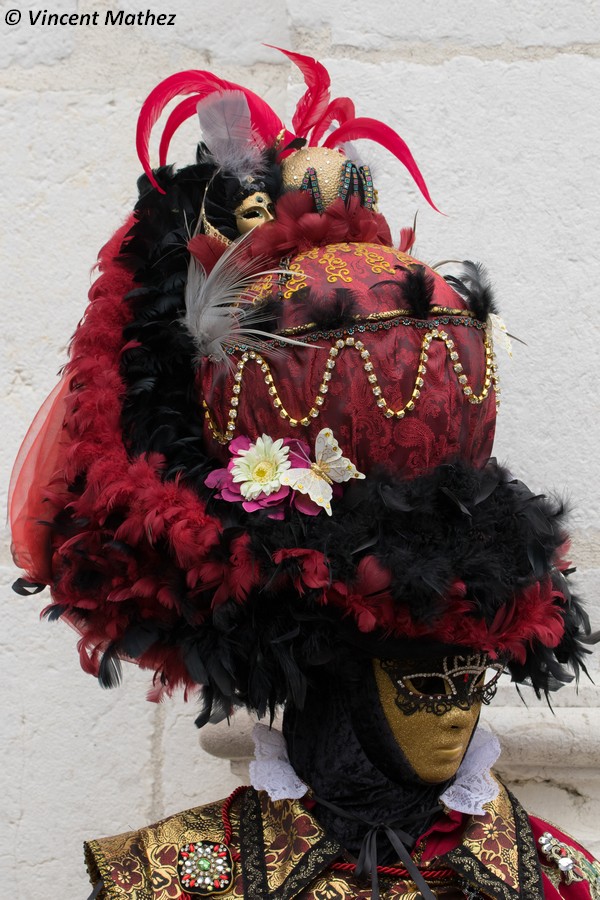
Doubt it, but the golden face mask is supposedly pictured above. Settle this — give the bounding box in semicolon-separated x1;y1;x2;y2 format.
373;654;504;784
234;192;275;234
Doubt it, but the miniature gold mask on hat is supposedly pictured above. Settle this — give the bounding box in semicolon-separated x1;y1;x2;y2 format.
234;192;276;234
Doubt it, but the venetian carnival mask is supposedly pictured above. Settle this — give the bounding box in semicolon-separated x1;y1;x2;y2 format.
234;192;276;233
373;654;505;783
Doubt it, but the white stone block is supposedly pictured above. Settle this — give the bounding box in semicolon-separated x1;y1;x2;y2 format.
287;0;600;47
115;0;291;64
0;0;77;69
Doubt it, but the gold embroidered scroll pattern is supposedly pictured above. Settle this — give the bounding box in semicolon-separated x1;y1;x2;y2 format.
279;243;416;300
321;242;416;276
247;271;276;304
352;244;401;275
282;262;309;299
281;247;320;299
203;328;498;444
317;248;352;285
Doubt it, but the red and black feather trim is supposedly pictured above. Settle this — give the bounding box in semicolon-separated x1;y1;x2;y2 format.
11;163;592;722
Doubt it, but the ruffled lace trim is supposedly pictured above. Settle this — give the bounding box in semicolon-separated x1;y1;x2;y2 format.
249;724;309;801
439;726;501;814
250;722;500;813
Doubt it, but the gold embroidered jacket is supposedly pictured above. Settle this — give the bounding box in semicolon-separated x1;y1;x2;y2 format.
85;782;600;899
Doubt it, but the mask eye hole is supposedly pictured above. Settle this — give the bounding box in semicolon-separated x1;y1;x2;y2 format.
242;209;262;220
403;675;450;697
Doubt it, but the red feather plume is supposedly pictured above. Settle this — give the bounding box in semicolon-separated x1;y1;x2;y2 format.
324;117;441;213
136;71;225;191
137;49;439;213
158;95;208;168
267;45;331;140
310;97;356;145
136;70;285;192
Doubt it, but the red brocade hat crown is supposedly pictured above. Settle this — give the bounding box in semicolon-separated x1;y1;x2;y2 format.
10;48;592;722
199;224;497;477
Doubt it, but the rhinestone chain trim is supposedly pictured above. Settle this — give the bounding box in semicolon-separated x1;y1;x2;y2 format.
276;307;478;338
203;328;499;445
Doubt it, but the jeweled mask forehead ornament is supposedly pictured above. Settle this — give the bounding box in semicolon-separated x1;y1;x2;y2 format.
380;654;505;717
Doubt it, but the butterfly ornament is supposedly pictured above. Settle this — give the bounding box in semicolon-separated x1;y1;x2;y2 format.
280;428;365;515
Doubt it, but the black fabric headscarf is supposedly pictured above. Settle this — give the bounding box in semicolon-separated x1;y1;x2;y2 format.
282;655;455;862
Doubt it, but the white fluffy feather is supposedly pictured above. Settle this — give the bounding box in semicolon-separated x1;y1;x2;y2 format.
197;91;265;181
184;234;311;367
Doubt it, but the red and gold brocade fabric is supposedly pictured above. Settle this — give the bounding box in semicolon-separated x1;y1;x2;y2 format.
85;782;599;899
200;242;496;478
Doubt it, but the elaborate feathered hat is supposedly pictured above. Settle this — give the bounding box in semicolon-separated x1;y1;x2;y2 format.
10;48;592;724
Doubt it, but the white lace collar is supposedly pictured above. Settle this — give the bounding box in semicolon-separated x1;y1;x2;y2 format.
439;726;501;815
249;722;500;816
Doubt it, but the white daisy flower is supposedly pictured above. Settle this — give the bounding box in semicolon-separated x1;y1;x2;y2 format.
231;435;291;500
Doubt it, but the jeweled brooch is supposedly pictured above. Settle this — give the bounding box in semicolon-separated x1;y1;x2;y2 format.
177;841;234;895
539;831;600;896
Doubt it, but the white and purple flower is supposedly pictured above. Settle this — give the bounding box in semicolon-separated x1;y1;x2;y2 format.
205;434;318;517
205;429;364;517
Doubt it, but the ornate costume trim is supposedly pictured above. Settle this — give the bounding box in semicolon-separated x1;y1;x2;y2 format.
204;327;498;445
239;789;271;899
511;791;545;900
276;306;480;338
443;785;544;900
239;788;341;900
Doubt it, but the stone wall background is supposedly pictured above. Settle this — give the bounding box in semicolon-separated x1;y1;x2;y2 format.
1;1;599;897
